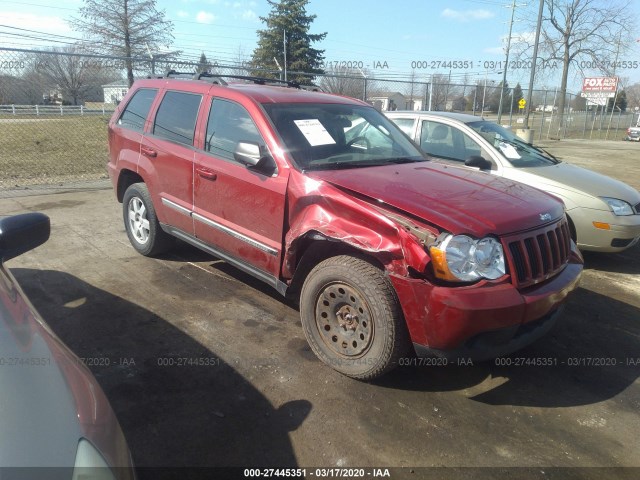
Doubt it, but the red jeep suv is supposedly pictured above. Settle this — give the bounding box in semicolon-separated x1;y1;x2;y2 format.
107;73;582;379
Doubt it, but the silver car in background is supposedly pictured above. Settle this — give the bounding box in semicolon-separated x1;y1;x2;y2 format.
387;111;640;253
0;213;135;480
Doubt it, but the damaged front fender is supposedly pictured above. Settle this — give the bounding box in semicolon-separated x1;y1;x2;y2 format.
283;173;437;279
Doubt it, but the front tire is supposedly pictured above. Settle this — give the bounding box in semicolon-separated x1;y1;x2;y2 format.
300;255;409;380
122;183;173;256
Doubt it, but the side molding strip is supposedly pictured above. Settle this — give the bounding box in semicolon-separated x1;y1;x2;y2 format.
160;197;278;257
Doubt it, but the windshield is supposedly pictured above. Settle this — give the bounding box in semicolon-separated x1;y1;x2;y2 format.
262;103;426;171
466;121;559;168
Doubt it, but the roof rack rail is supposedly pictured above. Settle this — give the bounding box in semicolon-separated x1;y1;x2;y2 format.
192;72;228;84
163;70;324;91
164;70;194;78
214;74;324;91
162;70;227;85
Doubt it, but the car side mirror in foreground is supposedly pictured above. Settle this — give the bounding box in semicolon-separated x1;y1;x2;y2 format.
465;155;493;171
0;213;50;262
234;142;277;174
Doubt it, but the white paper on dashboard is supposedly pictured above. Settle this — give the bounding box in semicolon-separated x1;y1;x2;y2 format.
498;142;521;159
293;119;336;146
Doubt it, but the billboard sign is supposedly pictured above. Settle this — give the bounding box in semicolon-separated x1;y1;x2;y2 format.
581;77;618;105
582;77;618;93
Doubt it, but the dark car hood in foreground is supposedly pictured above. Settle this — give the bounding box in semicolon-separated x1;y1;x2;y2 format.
0;284;81;470
0;267;132;476
309;162;564;237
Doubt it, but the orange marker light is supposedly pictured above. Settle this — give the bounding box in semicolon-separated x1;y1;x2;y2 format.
592;222;611;230
429;246;459;282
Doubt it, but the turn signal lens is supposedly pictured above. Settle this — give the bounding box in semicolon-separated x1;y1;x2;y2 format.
592;222;611;230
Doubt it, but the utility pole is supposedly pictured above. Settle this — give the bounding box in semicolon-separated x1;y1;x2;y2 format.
605;32;623;140
497;0;518;124
357;67;367;101
524;0;544;132
283;29;287;81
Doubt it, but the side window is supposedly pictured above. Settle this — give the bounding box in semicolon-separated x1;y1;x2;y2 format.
420;120;457;159
153;91;202;145
392;118;415;136
420;120;487;163
205;99;264;162
461;132;482;159
117;88;157;131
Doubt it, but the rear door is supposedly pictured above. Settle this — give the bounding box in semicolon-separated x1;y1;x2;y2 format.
109;87;158;177
140;90;204;235
193;97;289;281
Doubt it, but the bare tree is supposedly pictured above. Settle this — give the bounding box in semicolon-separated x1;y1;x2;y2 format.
233;46;251;76
70;0;174;87
536;0;635;125
32;46;120;105
319;66;368;100
429;74;452;111
624;82;640;111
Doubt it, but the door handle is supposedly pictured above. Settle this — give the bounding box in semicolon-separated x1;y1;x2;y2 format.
196;168;217;180
141;146;157;157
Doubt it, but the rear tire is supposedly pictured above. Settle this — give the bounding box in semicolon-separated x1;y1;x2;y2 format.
300;255;409;380
122;183;173;256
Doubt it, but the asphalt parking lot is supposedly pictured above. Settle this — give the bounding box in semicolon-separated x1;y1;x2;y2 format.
1;139;639;479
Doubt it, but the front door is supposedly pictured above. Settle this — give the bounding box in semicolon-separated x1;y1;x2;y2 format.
193;98;289;279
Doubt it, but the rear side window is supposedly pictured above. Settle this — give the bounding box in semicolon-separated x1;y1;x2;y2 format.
118;88;157;131
153;91;202;146
205;99;264;161
392;118;415;136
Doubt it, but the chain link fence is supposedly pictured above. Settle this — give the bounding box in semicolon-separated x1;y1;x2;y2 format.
1;47;635;192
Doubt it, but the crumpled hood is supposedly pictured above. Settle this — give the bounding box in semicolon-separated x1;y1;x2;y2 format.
308;162;564;237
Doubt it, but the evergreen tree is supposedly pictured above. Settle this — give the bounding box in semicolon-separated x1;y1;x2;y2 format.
251;0;326;84
197;52;212;74
607;90;627;113
510;83;524;114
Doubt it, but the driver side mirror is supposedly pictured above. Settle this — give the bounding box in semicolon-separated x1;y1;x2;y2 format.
465;155;493;171
0;213;50;262
234;142;277;175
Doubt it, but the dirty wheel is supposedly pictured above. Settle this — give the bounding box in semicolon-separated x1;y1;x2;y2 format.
300;255;409;380
122;183;173;256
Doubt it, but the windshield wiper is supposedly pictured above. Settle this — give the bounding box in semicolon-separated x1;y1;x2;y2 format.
304;157;425;171
304;160;382;171
385;157;427;164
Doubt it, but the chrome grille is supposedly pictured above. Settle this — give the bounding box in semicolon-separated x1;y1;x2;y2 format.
506;218;572;288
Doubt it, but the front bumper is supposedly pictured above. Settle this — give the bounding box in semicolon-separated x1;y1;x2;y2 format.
570;207;640;252
389;251;582;359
